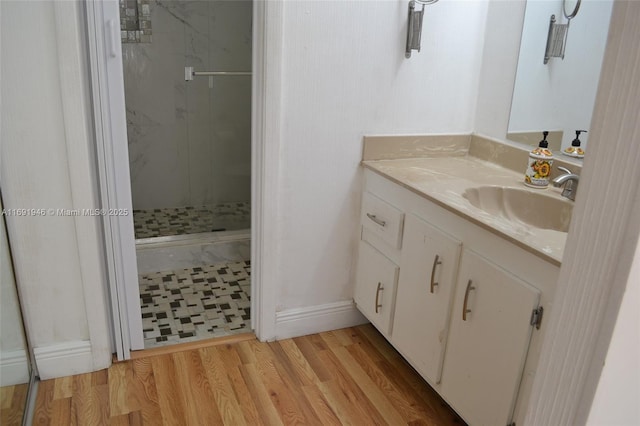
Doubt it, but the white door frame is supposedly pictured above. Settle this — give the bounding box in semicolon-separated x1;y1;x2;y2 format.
250;0;283;342
85;0;144;359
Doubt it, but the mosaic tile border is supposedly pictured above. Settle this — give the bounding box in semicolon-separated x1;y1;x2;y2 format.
133;202;251;239
120;0;152;43
140;260;251;349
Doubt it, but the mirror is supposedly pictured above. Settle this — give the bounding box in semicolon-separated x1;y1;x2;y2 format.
507;0;613;158
0;194;33;424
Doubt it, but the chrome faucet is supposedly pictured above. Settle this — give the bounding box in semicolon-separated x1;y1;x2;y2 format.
553;166;580;201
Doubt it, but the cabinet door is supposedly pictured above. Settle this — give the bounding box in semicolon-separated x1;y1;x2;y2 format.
392;214;461;385
354;241;399;336
441;249;540;426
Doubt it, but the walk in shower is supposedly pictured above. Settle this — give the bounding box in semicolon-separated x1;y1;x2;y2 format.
120;0;253;348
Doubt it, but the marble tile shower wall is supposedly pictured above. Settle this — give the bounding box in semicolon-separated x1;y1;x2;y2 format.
122;0;252;210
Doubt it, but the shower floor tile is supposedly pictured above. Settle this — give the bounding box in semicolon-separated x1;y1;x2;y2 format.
139;260;251;349
133;202;250;239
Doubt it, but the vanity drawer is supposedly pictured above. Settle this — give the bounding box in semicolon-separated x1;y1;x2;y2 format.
361;191;404;250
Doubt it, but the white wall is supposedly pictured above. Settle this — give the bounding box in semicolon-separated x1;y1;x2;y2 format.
0;1;111;378
508;0;613;151
586;237;640;425
273;0;488;314
124;0;252;210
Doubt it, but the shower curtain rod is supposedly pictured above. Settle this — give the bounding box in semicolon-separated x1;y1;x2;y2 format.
185;67;251;81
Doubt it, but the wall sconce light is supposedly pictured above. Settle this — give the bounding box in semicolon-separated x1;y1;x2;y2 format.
405;0;439;58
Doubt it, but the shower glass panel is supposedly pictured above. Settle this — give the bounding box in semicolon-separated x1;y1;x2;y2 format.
122;0;252;240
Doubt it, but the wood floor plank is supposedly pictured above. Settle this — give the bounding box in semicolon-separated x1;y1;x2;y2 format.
109;413;130;426
172;349;224;425
108;362;139;417
239;363;284;426
309;333;329;351
316;348;387;425
50;398;72;425
268;341;307;388
353;325;464;423
53;375;73;400
150;354;187;425
236;340;258;364
109;411;142;426
33;379;54;425
212;344;265;425
216;343;245;371
73;373;108;425
249;344;319;425
318;330;344;349
293;336;333;382
332;327;356;346
33;325;465;425
130;358;163;426
330;345;407;425
300;384;342;426
347;341;442;423
357;323;404;363
199;346;247;426
1;385;14;409
277;338;322;386
1;383;28;426
93;369;109;386
352;325;446;407
315;378;385;426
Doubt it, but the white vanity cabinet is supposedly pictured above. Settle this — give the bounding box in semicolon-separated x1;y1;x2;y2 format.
391;214;461;385
355;169;559;426
440;249;541;426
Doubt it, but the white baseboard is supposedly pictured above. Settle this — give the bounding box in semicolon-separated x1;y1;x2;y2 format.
0;349;30;386
33;340;94;380
274;300;368;340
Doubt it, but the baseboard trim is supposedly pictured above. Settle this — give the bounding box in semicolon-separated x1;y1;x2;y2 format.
274;300;368;340
33;340;93;380
0;349;30;386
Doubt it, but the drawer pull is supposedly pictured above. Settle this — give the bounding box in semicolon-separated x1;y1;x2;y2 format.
366;213;386;227
375;282;384;313
430;254;442;293
462;279;476;321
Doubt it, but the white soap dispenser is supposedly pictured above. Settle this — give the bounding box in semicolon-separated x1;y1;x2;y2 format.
524;131;554;188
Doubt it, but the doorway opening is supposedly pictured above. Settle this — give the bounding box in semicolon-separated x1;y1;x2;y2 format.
120;0;253;349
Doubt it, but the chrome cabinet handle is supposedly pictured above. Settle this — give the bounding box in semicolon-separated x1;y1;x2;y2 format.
375;282;384;313
366;213;386;227
430;254;442;293
462;279;476;321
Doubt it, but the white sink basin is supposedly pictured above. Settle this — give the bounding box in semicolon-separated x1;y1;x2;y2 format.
462;186;573;233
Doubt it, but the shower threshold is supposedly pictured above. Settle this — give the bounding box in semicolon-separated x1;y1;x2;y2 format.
135;228;250;248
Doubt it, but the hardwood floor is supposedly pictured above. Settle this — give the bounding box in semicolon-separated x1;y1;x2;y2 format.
33;324;465;425
1;383;29;425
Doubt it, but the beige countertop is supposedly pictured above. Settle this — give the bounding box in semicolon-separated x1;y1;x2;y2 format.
362;156;569;266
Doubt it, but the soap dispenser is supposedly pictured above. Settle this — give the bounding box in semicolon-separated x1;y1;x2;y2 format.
524;131;554;188
563;130;587;158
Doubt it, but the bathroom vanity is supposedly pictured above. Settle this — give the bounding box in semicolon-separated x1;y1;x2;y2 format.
354;136;575;426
